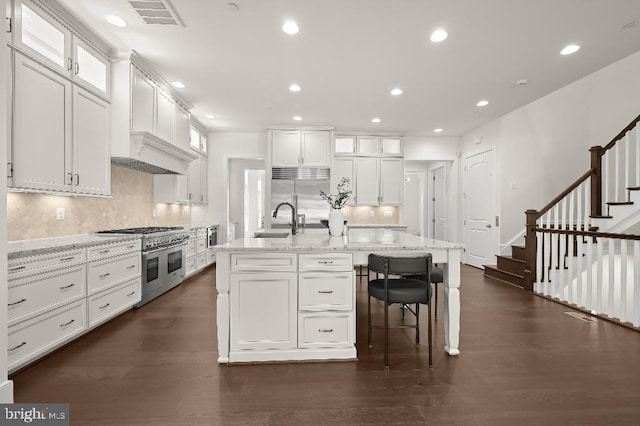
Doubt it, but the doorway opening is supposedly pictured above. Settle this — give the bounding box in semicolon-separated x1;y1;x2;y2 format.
228;158;265;239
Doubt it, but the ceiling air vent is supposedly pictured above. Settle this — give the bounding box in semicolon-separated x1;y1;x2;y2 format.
126;0;184;26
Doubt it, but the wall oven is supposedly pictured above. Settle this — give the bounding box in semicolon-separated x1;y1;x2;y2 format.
207;225;218;248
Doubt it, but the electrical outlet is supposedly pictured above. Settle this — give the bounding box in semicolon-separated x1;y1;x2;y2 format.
152;209;160;217
56;207;65;220
383;210;393;217
369;210;375;217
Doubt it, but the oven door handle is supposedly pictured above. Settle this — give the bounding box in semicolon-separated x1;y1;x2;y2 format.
143;242;187;256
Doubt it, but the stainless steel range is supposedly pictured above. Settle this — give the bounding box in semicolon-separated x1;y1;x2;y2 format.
96;226;190;307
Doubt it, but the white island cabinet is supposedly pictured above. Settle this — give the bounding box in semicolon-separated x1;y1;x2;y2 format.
215;231;463;364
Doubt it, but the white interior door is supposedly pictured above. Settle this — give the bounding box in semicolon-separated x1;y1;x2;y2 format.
433;166;446;240
403;171;424;235
464;149;495;268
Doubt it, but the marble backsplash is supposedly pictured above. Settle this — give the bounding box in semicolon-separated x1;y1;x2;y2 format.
342;206;399;225
7;166;190;241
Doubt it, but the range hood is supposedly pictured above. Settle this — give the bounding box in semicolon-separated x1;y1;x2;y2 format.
272;166;330;180
111;131;197;175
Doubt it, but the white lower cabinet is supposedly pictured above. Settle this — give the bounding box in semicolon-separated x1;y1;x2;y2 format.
186;256;197;276
228;252;355;361
88;278;140;328
8;300;87;372
230;271;298;351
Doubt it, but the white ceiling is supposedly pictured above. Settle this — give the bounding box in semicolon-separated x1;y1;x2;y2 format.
55;0;640;136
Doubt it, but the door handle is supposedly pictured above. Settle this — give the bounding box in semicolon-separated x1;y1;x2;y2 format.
486;224;492;228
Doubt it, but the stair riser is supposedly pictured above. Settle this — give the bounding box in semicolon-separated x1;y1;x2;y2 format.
511;246;526;261
497;257;526;276
484;267;525;288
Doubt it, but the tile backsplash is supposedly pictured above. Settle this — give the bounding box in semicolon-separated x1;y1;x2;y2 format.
7;166;190;241
343;206;399;225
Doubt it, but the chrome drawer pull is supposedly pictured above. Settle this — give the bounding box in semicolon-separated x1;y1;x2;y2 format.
59;283;75;289
318;290;334;294
127;245;136;249
126;291;136;297
318;329;334;333
98;250;110;254
318;260;334;264
60;257;75;262
126;265;136;269
8;341;26;352
99;273;111;279
99;303;110;309
8;298;26;306
60;319;75;327
9;266;26;272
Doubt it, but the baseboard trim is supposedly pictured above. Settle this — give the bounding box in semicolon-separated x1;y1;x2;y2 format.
0;379;14;403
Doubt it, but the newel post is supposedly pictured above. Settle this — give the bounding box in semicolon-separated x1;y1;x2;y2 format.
523;209;538;292
590;146;605;217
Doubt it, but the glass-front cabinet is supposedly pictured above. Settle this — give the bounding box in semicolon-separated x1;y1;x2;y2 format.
14;0;110;98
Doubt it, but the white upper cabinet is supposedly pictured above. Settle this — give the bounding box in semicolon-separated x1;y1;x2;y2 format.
354;157;403;206
356;136;402;156
331;158;355;206
187;154;207;204
12;51;110;195
189;124;208;155
271;130;331;167
379;158;403;205
334;135;356;156
175;104;191;153
155;87;175;144
15;1;110;98
131;68;155;133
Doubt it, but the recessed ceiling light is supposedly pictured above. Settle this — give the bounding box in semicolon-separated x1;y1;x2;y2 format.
171;81;185;88
226;3;239;12
282;20;299;35
430;29;448;43
371;117;381;123
206;114;216;119
390;88;403;96
293;116;302;121
515;79;528;87
476;100;489;107
434;128;443;133
106;14;127;27
289;84;301;92
560;44;580;55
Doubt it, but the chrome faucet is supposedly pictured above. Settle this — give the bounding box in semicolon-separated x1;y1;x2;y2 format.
273;202;297;235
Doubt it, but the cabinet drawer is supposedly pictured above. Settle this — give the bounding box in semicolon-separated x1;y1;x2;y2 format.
207;248;216;264
196;253;207;270
298;253;352;272
299;272;353;311
186;256;196;275
87;253;140;294
9;249;84;276
8;265;86;325
186;239;196;257
88;278;140;328
88;239;140;261
8;300;86;372
298;312;354;349
196;237;207;253
231;253;297;272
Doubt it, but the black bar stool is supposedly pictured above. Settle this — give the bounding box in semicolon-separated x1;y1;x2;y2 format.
367;253;434;369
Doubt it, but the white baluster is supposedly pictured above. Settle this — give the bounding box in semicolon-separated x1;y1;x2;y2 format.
633;240;640;327
614;143;621;202
535;231;543;293
636;126;640;187
584;179;591;229
603;149;610;211
585;235;593;310
596;236;603;314
619;240;628;323
607;239;616;317
625;132;630;197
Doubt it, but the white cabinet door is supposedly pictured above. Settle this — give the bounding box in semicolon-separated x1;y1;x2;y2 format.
381;137;402;156
12;52;72;192
187;154;201;203
272;130;301;166
230;272;297;350
72;36;109;97
131;68;155;133
156;87;175;144
72;86;110;196
301;131;330;166
153;174;189;203
199;156;208;204
356;136;380;156
175;104;190;152
380;158;403;205
331;158;355;206
334;135;356;156
355;157;380;205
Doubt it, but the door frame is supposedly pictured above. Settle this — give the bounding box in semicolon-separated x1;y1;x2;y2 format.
429;164;447;240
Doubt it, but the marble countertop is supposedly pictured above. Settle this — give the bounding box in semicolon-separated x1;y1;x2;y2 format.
8;234;142;259
346;224;409;229
214;230;463;252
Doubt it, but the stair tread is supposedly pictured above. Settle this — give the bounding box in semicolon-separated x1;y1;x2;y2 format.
590;215;613;219
627;186;640;191
606;201;633;205
496;254;526;264
484;265;524;279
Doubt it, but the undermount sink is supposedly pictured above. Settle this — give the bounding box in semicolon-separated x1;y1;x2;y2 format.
253;232;290;238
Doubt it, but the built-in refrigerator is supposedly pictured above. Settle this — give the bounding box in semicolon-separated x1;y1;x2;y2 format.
271;172;330;229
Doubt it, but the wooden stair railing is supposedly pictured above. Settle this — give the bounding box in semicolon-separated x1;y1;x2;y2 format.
523;113;640;292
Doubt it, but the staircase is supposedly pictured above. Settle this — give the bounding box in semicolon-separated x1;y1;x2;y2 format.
484;245;526;288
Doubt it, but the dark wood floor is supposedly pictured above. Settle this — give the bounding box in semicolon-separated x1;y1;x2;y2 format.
11;265;640;425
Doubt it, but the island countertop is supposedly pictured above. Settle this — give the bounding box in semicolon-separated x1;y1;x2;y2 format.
214;231;463;252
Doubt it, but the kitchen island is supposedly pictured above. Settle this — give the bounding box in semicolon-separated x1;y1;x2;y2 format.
214;231;463;364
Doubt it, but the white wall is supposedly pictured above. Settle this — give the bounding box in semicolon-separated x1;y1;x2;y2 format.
461;50;640;244
1;0;14;403
208;132;267;242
